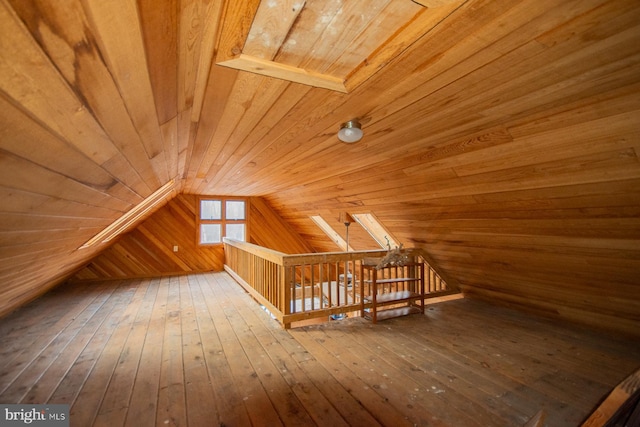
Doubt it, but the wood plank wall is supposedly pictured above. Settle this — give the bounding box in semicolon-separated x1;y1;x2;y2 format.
73;195;312;280
1;0;639;341
248;197;315;254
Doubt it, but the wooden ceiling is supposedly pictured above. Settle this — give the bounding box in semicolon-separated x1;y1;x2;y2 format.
1;0;639;335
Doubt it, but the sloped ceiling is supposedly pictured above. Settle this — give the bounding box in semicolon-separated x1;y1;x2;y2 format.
0;0;639;334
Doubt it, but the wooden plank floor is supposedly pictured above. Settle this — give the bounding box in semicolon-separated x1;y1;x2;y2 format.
0;272;638;426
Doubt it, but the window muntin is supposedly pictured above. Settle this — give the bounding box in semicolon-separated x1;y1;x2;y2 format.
198;198;246;245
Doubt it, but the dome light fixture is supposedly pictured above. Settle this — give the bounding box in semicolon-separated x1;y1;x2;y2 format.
338;120;363;143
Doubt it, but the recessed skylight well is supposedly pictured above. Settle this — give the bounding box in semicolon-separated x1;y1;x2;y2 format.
310;215;352;252
351;213;400;250
78;179;176;249
310;212;400;252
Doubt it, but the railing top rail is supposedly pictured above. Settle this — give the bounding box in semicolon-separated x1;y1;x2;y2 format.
283;249;390;266
223;238;287;265
224;239;433;271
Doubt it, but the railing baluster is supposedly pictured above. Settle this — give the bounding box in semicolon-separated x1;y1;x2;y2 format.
311;263;315;311
223;239;454;329
335;262;340;307
320;263;325;308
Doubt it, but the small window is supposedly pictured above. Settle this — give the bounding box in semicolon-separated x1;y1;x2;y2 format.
200;200;222;220
225;200;246;220
226;223;245;241
200;223;222;244
198;197;247;245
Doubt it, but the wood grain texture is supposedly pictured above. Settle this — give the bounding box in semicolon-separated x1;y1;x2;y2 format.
73;195;312;280
0;0;638;338
1;273;639;426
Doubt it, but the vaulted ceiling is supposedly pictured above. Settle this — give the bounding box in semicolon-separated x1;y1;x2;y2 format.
1;0;639;335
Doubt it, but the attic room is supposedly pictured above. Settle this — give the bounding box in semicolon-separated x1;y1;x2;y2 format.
1;0;639;425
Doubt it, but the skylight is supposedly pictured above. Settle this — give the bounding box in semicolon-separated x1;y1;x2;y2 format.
79;179;176;249
309;215;353;252
351;213;400;250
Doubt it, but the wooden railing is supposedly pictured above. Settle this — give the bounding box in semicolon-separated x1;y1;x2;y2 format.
223;238;457;328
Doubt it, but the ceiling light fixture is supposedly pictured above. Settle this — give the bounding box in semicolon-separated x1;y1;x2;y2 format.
338;120;363;143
